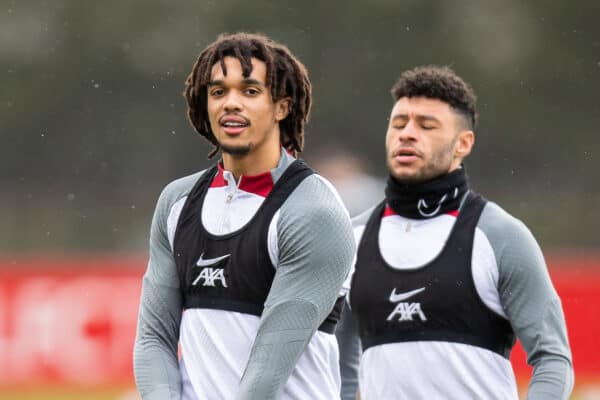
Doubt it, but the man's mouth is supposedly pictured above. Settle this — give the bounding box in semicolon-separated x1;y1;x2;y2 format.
393;148;421;163
219;115;250;135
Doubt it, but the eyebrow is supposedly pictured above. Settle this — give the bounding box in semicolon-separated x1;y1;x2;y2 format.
207;80;224;87
207;78;266;87
241;78;265;86
392;114;441;124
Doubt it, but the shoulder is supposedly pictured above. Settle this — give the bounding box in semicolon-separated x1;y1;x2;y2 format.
277;173;353;236
156;170;209;210
478;201;537;246
350;206;377;245
352;206;377;229
281;173;349;217
275;172;356;263
477;200;545;275
160;169;207;204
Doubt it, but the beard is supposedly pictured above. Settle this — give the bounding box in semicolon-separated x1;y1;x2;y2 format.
221;142;253;156
390;140;456;185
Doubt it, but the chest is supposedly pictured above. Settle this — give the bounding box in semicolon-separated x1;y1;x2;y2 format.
350;211;479;326
172;162;312;315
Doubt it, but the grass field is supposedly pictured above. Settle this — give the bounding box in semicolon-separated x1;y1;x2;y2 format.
1;383;598;399
0;386;138;400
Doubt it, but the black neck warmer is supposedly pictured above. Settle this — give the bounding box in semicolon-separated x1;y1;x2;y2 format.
384;167;469;219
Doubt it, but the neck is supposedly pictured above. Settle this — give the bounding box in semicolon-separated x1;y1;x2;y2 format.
222;143;282;181
385;166;469;219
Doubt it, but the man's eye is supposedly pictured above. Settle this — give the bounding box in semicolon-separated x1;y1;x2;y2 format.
244;88;260;95
422;125;435;130
393;125;405;129
210;88;225;96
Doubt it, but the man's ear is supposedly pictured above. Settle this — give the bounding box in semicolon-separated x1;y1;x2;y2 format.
455;130;475;159
275;98;291;121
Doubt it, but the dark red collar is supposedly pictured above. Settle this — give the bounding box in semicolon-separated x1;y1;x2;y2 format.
210;162;274;197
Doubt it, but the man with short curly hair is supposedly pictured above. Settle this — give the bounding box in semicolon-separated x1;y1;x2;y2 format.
338;65;573;399
133;32;355;400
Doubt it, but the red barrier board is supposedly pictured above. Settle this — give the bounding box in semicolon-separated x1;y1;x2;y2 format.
0;256;144;384
510;255;600;382
0;254;597;385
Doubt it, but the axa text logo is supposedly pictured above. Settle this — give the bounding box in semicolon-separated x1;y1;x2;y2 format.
386;287;427;322
193;253;230;287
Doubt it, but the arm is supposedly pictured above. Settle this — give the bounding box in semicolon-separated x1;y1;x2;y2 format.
336;300;362;400
338;210;372;400
133;183;185;399
480;203;574;400
236;176;356;400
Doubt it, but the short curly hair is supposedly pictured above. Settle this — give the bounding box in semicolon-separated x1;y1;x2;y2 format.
391;66;478;130
183;32;312;158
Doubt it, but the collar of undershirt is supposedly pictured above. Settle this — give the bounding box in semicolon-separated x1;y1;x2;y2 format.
209;147;296;197
383;205;459;218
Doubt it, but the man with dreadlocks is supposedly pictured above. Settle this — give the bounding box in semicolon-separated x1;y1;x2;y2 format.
133;33;355;400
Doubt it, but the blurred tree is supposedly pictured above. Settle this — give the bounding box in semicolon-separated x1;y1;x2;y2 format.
1;0;598;252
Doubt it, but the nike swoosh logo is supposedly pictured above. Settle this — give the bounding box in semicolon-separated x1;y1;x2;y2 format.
196;253;231;267
389;287;426;303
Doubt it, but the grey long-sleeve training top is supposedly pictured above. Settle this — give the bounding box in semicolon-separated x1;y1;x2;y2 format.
337;198;573;400
134;150;355;399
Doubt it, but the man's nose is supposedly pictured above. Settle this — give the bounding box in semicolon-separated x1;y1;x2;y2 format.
398;120;418;141
223;91;242;112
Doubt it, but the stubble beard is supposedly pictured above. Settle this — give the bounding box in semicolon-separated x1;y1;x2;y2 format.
221;143;253;157
390;141;456;185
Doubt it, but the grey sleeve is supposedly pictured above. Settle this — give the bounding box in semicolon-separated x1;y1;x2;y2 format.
479;203;574;400
337;209;373;400
236;175;356;400
336;300;362;400
133;176;197;400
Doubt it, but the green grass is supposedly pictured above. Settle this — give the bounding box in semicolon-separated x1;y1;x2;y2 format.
0;386;138;400
1;383;597;399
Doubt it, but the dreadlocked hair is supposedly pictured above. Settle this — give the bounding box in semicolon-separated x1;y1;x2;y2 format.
183;32;312;158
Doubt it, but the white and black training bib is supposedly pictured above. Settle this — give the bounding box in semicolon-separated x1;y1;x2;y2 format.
174;160;344;334
350;192;515;356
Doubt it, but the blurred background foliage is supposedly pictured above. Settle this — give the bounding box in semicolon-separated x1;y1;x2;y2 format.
2;0;599;253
